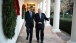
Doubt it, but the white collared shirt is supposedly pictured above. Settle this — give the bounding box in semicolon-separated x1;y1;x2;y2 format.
39;13;41;19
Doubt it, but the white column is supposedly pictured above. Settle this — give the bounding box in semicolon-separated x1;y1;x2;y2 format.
67;0;76;43
38;3;40;8
38;2;41;9
39;2;42;10
42;0;46;13
45;0;51;26
53;0;61;32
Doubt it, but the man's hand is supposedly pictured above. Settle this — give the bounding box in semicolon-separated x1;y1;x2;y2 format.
48;17;50;20
38;22;42;24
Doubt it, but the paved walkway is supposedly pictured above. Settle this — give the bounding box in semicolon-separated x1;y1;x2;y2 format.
16;22;70;43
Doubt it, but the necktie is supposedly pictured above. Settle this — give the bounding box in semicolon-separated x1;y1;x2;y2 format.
30;12;32;18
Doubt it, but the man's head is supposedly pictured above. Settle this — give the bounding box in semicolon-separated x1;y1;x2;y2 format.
30;6;33;11
38;8;42;14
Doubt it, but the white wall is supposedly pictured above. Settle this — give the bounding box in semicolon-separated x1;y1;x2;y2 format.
0;0;7;43
0;0;24;43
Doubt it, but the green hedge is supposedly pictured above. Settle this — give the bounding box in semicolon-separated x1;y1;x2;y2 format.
50;17;72;34
59;19;72;34
22;7;25;19
2;0;17;39
50;17;53;26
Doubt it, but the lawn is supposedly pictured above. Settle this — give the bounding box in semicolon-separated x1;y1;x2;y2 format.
50;14;72;21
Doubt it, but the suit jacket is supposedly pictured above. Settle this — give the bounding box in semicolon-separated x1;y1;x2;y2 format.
25;11;35;27
34;13;49;29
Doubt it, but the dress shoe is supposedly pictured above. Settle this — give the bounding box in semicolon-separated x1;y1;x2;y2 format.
29;41;32;43
37;40;39;43
26;37;28;40
41;41;44;43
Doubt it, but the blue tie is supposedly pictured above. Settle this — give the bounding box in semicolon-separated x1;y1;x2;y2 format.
30;12;32;18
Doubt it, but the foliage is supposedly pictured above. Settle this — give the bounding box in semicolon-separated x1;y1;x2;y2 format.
59;19;72;34
50;17;53;26
51;0;74;18
50;14;72;19
50;15;72;35
22;7;25;19
2;0;17;39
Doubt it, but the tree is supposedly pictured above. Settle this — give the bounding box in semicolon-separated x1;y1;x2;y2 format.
61;0;71;18
51;0;74;18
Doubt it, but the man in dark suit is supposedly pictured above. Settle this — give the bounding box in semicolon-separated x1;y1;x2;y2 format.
25;6;35;43
34;9;49;43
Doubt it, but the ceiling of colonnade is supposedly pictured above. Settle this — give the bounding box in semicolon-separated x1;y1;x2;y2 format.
24;0;42;3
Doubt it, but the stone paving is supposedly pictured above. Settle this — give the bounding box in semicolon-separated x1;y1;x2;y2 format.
16;22;70;43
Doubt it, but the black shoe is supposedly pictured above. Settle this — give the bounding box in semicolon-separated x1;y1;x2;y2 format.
29;41;32;43
41;41;43;43
37;40;39;42
26;37;28;40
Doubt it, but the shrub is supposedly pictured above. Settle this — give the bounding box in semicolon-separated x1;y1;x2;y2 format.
50;17;72;34
22;7;25;19
2;0;17;39
50;17;53;26
59;19;72;34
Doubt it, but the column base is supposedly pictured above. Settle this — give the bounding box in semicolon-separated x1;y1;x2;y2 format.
45;23;50;26
67;40;76;43
52;29;61;32
45;21;50;26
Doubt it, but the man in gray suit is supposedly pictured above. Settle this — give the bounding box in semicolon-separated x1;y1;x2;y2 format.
34;9;49;43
